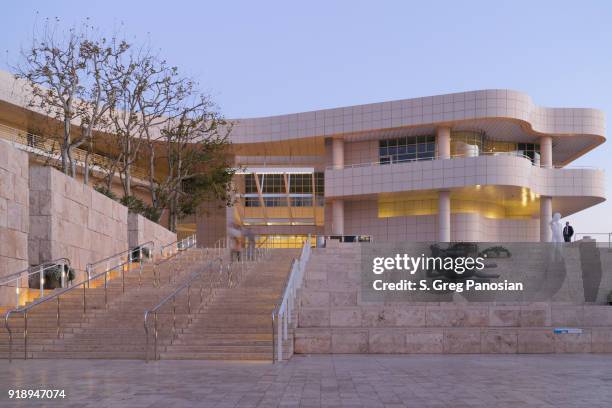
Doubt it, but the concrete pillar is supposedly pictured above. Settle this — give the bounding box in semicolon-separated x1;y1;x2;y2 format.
540;135;552;168
540;196;552;242
332;200;344;235
332;138;344;169
438;191;451;242
437;126;451;159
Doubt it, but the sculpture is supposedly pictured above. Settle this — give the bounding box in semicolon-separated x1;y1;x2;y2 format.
550;212;564;243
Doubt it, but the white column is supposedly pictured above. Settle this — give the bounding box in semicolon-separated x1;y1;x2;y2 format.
332;138;344;169
437;126;451;160
540;196;552;242
332;200;344;235
540;136;552;168
438;191;451;242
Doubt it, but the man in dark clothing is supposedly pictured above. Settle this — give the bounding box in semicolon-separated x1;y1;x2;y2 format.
563;222;574;242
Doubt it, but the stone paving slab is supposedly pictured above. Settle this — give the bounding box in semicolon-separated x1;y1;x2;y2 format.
1;354;612;407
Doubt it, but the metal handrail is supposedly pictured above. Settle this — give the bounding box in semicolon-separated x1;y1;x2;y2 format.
160;234;197;258
4;241;157;362
0;258;71;308
326;151;604;171
0;122;148;179
5;257;126;361
86;241;155;290
272;236;311;362
143;256;224;362
143;238;272;362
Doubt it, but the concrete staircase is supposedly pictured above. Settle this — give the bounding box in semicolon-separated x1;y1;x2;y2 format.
295;244;612;354
0;248;216;359
160;249;298;360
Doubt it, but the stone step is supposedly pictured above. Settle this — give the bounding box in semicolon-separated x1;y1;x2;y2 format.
158;351;271;360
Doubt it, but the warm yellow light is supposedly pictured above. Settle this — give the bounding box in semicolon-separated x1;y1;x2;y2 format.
475;184;481;190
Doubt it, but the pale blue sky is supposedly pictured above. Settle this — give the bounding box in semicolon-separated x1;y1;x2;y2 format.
2;0;612;235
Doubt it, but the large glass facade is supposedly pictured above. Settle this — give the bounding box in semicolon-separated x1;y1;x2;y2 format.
244;172;324;207
379;135;436;164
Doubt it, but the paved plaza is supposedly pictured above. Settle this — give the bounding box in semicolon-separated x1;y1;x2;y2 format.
1;354;612;407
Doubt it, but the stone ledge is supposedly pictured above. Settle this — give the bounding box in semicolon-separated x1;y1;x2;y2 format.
294;327;612;354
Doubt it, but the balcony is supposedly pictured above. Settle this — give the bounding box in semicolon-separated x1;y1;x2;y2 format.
0;123;147;180
324;153;605;200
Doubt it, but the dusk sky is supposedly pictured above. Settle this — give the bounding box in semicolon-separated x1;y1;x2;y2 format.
2;0;611;237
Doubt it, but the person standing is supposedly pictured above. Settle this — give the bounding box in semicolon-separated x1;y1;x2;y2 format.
563;222;574;242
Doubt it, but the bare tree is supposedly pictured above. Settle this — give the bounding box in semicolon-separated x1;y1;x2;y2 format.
16;20;85;175
105;49;177;196
77;37;129;184
16;20;129;181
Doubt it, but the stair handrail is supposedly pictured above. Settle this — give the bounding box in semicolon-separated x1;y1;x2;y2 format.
271;236;312;362
143;256;223;362
152;235;199;284
85;241;155;289
143;236;273;362
0;258;71;307
159;234;197;258
3;241;155;363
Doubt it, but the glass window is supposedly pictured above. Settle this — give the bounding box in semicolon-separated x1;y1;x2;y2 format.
379;135;435;164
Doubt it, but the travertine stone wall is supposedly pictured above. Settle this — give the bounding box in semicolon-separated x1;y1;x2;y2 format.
196;200;228;248
128;213;176;255
295;243;612;354
0;140;29;303
29;166;128;277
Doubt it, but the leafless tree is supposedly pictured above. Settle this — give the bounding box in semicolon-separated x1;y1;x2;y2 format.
16;20;129;182
16;20;85;175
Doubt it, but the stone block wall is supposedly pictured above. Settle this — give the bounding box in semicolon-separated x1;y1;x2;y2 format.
0;140;29;303
128;213;176;255
196;200;229;248
29;166;128;276
294;243;612;354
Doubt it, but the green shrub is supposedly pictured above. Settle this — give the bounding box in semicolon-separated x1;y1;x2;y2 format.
94;185;117;200
131;246;151;262
120;195;146;213
28;263;76;289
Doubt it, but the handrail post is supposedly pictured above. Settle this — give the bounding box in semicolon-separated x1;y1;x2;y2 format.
122;261;126;293
145;316;149;363
15;275;20;307
138;246;143;288
56;296;60;339
172;295;176;343
154;312;158;360
271;313;275;363
39;264;44;299
6;314;13;363
87;264;93;289
187;284;191;315
83;279;87;313
24;311;28;360
104;269;108;308
277;311;282;362
60;262;66;288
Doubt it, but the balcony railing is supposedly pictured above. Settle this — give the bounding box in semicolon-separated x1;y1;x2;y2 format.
0;123;147;180
326;151;602;171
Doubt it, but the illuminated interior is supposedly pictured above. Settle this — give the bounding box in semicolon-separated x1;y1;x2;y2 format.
234;170;325;227
256;234;316;248
378;186;540;219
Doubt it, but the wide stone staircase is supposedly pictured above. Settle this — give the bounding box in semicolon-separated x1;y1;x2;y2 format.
159;249;297;360
295;243;612;354
0;247;217;359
